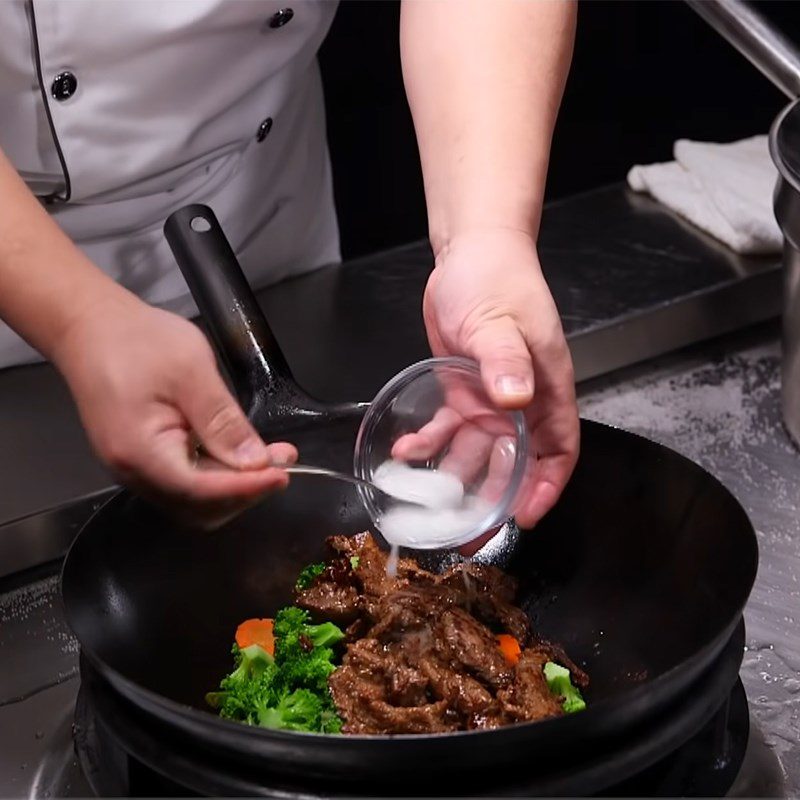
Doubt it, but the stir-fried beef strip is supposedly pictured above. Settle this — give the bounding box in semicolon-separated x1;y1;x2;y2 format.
441;561;518;604
434;607;514;689
497;648;565;722
296;532;586;734
533;639;590;689
295;581;360;626
327;638;458;734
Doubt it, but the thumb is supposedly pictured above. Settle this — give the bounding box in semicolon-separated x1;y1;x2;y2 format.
179;365;270;470
467;316;534;409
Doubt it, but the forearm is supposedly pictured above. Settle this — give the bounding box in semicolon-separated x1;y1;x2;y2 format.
0;147;137;363
400;0;576;255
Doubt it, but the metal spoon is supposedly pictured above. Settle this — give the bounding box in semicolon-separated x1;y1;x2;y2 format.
282;464;430;509
192;449;431;509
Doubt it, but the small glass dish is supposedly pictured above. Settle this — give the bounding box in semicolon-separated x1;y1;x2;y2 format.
354;357;529;550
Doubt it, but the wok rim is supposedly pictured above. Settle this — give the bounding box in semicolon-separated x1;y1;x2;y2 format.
60;418;759;747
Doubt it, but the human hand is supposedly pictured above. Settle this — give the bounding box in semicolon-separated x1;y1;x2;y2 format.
52;296;297;528
418;228;579;534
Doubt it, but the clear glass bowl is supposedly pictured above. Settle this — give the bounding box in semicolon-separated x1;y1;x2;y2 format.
354;357;529;550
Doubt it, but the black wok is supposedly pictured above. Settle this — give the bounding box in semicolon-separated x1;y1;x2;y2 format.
61;205;758;786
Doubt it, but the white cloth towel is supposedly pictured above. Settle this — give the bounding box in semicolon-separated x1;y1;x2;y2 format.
627;135;782;255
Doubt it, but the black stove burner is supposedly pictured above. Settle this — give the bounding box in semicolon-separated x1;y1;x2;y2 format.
73;621;749;798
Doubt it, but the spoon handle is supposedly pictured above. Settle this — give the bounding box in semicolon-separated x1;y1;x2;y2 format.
283;464;374;492
282;464;429;509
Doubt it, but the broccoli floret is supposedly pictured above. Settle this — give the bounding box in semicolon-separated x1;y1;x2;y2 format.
208;608;345;734
273;607;344;664
278;647;338;693
217;669;280;723
320;695;344;734
273;607;308;663
273;605;309;633
350;556;360;570
295;563;326;590
223;644;274;687
273;607;343;693
258;689;323;731
308;623;345;648
544;661;586;714
205;644;278;723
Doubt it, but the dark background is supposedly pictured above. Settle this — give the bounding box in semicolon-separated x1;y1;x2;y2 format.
318;0;798;259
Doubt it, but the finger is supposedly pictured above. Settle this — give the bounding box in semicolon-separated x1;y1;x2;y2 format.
515;452;576;528
162;441;293;530
467;317;534;409
391;406;464;461
265;441;299;466
476;435;518;504
178;362;272;470
184;441;295;528
196;441;298;470
514;413;579;529
459;437;523;557
438;423;495;485
194;446;296;472
125;427;290;505
508;315;578;528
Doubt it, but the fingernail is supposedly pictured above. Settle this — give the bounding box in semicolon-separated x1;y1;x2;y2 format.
495;375;532;397
234;438;268;466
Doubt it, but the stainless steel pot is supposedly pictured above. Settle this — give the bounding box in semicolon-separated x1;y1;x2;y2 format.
687;0;800;445
772;104;800;445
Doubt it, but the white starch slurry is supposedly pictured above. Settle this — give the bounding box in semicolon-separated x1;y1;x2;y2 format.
372;460;490;550
373;460;465;509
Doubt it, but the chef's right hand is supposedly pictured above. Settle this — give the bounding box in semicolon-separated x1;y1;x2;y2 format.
52;295;297;528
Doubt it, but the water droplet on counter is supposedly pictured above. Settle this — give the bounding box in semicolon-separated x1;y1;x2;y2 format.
784;678;800;694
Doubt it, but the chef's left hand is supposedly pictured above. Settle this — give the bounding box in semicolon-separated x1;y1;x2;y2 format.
421;227;579;530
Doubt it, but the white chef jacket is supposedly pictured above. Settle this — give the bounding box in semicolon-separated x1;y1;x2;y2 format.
0;0;341;368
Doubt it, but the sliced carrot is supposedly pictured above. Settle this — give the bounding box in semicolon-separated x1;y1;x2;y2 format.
497;634;521;666
235;618;275;655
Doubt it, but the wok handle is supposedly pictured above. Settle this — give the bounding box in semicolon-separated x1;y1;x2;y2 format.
685;0;800;99
163;204;325;434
